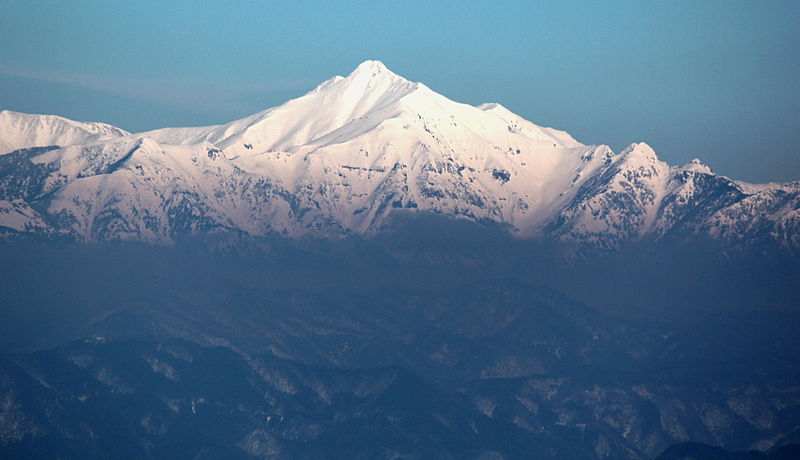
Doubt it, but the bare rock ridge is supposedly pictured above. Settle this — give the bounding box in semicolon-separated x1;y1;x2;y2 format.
0;61;797;250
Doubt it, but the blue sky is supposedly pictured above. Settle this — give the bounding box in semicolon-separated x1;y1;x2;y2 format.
1;0;798;182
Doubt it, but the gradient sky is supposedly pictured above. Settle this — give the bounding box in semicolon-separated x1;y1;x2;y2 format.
1;0;798;182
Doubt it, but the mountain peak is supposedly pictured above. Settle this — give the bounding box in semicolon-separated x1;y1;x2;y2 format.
621;142;657;158
679;158;713;175
309;60;406;95
343;60;409;87
352;59;390;74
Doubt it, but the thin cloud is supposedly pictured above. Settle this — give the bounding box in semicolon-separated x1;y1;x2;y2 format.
0;65;318;116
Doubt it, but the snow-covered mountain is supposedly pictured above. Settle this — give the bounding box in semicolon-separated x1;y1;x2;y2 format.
0;110;129;155
0;60;797;251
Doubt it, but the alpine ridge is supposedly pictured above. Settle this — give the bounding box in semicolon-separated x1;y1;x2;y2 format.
0;61;797;252
0;110;129;155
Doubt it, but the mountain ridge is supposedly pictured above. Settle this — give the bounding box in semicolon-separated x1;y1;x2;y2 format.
0;61;797;252
0;109;129;155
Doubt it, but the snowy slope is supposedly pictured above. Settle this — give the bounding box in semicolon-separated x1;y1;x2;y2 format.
0;199;51;233
0;61;797;251
0;110;129;155
139;60;605;236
